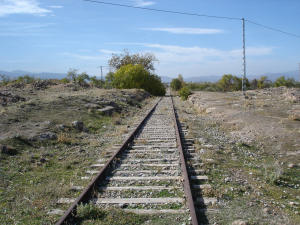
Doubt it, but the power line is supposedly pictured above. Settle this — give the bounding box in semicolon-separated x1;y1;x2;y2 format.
83;0;300;39
83;0;241;21
246;19;300;39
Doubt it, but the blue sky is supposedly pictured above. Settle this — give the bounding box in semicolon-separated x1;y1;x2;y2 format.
0;0;300;78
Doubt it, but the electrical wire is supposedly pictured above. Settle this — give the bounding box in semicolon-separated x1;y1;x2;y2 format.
83;0;241;21
83;0;300;39
245;19;300;39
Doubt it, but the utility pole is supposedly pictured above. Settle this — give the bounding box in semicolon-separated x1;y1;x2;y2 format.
298;63;300;82
242;18;247;95
100;66;103;81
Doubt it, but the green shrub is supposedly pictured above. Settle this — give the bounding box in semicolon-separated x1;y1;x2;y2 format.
90;76;104;88
16;75;36;84
274;76;296;87
179;86;191;100
170;78;183;91
112;64;165;96
60;78;70;84
0;74;10;86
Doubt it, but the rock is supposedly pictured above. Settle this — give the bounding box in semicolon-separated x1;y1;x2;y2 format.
84;103;99;109
118;203;128;208
0;91;26;106
47;209;64;215
224;177;231;183
98;106;115;116
72;121;84;131
57;124;66;130
39;132;57;140
0;145;18;155
40;158;48;163
231;220;249;225
263;207;271;214
288;163;296;168
199;149;206;154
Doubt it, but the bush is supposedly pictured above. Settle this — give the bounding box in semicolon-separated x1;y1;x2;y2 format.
170;78;183;91
179;86;191;100
60;78;70;84
16;75;36;84
90;76;104;88
274;76;296;87
0;74;10;86
112;64;165;96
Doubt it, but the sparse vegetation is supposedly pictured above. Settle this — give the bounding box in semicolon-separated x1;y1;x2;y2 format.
187;75;299;92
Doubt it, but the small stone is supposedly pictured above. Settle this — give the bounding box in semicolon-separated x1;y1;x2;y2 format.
39;132;57;140
199;149;206;154
72;121;84;131
224;177;231;183
118;203;128;208
57;124;66;130
40;158;48;163
98;106;115;115
288;163;296;168
263;207;271;214
47;209;64;215
231;220;249;225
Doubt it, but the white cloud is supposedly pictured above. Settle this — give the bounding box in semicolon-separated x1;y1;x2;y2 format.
48;5;63;9
0;22;54;36
143;27;224;34
0;0;51;17
133;0;156;7
140;43;273;61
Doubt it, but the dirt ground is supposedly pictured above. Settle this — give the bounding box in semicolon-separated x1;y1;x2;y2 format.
174;87;300;224
0;83;156;224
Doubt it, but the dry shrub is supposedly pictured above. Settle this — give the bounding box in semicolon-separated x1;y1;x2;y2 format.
57;133;73;144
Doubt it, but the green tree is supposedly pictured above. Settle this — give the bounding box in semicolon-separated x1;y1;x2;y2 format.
76;72;90;86
257;76;268;89
170;78;183;91
109;50;158;72
67;69;78;83
0;74;10;86
90;76;104;88
274;76;296;87
112;64;165;96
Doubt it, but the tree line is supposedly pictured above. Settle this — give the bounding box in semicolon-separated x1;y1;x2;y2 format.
186;74;300;92
0;51;166;96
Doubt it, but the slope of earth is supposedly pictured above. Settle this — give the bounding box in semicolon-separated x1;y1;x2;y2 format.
174;87;300;224
0;82;157;224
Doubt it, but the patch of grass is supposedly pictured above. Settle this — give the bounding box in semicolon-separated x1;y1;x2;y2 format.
76;207;148;225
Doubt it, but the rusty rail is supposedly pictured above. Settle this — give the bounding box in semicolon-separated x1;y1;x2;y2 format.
55;98;161;225
171;96;198;225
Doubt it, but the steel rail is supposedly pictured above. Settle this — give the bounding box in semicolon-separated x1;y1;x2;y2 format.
171;96;198;225
55;98;161;225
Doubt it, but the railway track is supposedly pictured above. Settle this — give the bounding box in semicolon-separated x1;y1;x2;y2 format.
54;95;215;225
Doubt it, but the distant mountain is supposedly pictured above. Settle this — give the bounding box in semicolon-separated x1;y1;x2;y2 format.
0;70;66;79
